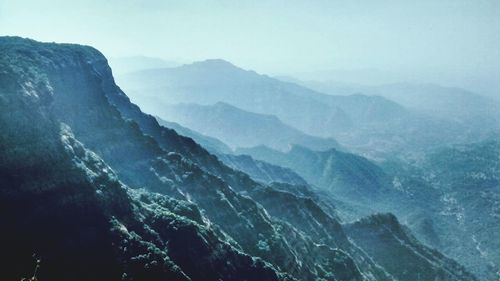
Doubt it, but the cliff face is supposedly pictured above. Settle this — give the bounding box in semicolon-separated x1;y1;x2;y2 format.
0;37;291;281
0;37;477;281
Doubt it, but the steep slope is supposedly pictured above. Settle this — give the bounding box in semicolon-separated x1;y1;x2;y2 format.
377;141;500;281
156;117;233;154
153;102;340;151
156;115;308;186
1;36;479;281
109;52;492;280
216;153;308;186
236;145;394;203
238;143;498;279
345;214;477;281
419;141;500;280
0;36;386;281
31;39;363;281
236;145;445;215
0;37;289;281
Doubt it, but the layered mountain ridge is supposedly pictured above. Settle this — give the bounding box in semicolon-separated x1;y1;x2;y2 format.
0;37;477;281
238;142;500;280
116;59;496;160
153;102;340;151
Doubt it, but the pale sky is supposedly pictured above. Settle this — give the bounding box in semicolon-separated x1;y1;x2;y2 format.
1;0;499;95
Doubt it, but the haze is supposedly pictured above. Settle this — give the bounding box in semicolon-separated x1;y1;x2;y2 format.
1;0;499;96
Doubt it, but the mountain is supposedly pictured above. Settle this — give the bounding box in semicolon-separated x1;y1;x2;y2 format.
417;141;500;280
289;67;500;100
371;83;500;120
371;83;500;140
345;213;477;281
115;59;397;139
237;143;500;280
154;102;340;151
215;153;308;186
116;59;492;160
156;116;307;185
155;117;233;154
376;140;500;281
1;37;475;280
236;145;395;205
296;80;500;141
0;37;289;281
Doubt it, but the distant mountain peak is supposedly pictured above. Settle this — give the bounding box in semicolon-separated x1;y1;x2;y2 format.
189;58;240;70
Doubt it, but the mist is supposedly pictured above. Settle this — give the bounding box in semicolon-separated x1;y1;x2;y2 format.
2;2;500;280
1;0;499;97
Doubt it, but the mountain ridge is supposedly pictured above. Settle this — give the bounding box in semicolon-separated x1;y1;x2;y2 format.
116;58;493;160
0;36;479;281
156;101;341;151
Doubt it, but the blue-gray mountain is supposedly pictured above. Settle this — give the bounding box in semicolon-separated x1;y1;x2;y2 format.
155;117;233;154
155;102;340;151
238;142;499;280
0;37;478;280
0;38;288;281
298;80;500;132
236;145;393;204
116;59;495;160
410;141;500;280
154;117;310;186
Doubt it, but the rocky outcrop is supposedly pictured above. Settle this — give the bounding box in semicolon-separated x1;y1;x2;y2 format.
0;37;292;281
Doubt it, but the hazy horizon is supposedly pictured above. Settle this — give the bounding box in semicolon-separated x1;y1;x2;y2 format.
1;0;499;96
1;4;500;280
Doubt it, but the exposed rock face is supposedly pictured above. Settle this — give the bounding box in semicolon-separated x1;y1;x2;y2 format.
0;36;291;281
0;37;478;281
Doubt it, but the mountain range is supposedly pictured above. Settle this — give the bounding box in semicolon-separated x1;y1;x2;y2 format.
296;80;500;134
116;59;497;160
236;142;500;280
112;53;500;280
0;37;482;281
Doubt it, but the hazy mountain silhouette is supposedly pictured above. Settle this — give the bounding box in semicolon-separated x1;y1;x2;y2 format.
117;59;494;160
156;101;340;151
